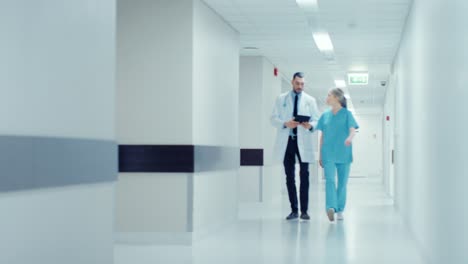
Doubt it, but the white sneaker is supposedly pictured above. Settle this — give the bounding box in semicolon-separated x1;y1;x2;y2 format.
327;208;335;222
337;212;344;221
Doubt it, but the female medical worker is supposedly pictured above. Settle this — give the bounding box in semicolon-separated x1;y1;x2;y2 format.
316;88;359;222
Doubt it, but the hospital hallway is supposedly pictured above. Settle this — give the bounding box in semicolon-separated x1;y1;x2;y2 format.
115;177;424;264
2;0;468;264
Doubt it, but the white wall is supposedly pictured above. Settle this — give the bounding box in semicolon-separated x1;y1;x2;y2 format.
351;113;383;178
192;0;239;238
261;59;283;203
0;1;116;263
239;57;264;148
238;167;262;202
0;184;114;264
238;56;282;204
0;0;115;140
391;0;468;262
116;0;194;240
116;174;190;232
281;79;291;93
116;0;193;145
383;75;396;197
116;0;241;244
192;0;239;147
239;57;264;203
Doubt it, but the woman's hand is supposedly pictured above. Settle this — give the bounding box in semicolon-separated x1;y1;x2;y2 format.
300;122;312;130
345;128;356;146
345;137;352;146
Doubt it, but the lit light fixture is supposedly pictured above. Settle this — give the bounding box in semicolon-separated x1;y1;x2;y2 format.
335;80;346;88
313;33;334;52
348;72;369;85
296;0;318;7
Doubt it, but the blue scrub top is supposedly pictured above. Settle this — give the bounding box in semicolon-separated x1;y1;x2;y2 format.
316;108;359;164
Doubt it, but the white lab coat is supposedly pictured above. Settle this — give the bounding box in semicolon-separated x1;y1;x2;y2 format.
270;91;320;163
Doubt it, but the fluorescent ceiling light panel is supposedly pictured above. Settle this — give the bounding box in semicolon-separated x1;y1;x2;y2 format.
335;80;346;88
313;33;334;52
296;0;318;7
348;73;369;85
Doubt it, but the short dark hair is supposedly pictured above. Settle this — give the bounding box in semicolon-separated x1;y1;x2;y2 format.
292;72;304;80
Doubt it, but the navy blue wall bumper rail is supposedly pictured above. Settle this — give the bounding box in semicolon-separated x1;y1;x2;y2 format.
0;136;263;192
240;149;264;166
118;145;243;173
118;145;264;173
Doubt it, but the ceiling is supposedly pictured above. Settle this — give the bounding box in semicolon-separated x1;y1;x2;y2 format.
203;0;412;113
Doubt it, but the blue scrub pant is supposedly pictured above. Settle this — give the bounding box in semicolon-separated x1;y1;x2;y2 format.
323;161;350;213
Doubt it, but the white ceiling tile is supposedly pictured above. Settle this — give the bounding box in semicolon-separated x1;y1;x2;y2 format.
203;0;411;111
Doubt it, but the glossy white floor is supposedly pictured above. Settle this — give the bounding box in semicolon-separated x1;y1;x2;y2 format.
115;177;426;264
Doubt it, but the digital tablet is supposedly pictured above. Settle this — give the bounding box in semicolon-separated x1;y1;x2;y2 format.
294;115;310;123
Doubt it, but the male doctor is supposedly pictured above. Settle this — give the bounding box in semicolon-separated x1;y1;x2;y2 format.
271;72;320;220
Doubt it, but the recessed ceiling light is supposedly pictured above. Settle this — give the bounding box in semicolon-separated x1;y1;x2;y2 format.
335;80;346;88
312;32;334;52
242;47;259;50
296;0;318;7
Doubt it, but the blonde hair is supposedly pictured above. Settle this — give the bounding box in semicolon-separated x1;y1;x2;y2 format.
330;88;347;108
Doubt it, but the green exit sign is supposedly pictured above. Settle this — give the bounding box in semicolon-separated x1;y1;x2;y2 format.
348;73;369;85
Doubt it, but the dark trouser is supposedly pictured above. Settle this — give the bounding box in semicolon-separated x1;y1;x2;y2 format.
283;136;310;214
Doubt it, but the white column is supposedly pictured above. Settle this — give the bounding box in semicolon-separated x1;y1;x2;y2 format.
0;1;116;263
238;57;283;204
116;0;193;244
116;0;239;244
191;0;240;240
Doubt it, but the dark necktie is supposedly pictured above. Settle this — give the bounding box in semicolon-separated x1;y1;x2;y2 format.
293;94;298;136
